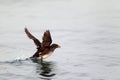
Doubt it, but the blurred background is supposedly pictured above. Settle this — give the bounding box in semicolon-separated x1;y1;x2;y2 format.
0;0;120;80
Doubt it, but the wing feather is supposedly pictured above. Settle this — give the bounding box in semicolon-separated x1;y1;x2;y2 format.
41;30;52;48
25;28;41;48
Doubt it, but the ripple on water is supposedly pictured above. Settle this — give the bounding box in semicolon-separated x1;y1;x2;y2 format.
0;58;57;80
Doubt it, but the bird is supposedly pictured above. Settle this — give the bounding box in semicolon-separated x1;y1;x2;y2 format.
24;28;61;60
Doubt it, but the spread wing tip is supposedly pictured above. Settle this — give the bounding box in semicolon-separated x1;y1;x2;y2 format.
24;27;35;39
24;27;28;33
24;27;41;48
45;30;50;32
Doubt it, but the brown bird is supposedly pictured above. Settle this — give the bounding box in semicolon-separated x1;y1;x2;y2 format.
25;28;61;60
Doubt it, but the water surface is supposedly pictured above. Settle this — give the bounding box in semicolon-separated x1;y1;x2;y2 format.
0;0;120;80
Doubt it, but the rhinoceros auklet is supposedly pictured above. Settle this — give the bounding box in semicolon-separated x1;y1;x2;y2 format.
25;28;61;60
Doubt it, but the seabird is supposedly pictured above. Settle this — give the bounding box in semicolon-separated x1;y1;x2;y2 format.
25;28;61;60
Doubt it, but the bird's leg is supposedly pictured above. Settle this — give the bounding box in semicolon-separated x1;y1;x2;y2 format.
40;56;43;62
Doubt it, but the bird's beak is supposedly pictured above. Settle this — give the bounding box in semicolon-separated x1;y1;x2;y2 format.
57;45;61;48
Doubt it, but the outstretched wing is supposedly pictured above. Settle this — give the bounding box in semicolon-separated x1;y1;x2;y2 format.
41;30;52;48
25;28;41;48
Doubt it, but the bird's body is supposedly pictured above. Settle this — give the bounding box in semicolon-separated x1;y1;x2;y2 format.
38;51;53;59
24;28;60;60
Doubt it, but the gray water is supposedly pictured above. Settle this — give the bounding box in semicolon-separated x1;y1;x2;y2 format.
0;0;120;80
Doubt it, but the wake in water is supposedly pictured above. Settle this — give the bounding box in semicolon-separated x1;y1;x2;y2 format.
0;57;56;80
0;57;31;66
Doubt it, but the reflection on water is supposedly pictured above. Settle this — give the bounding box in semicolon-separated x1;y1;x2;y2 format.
31;58;56;79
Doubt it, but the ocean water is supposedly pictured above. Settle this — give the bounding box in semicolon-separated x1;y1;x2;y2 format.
0;0;120;80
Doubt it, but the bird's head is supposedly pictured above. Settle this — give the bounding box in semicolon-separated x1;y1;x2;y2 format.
51;44;61;49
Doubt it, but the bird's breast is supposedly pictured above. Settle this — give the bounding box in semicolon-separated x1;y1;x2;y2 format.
38;51;53;59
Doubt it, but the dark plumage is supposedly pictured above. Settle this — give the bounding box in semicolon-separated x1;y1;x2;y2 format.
25;28;60;59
